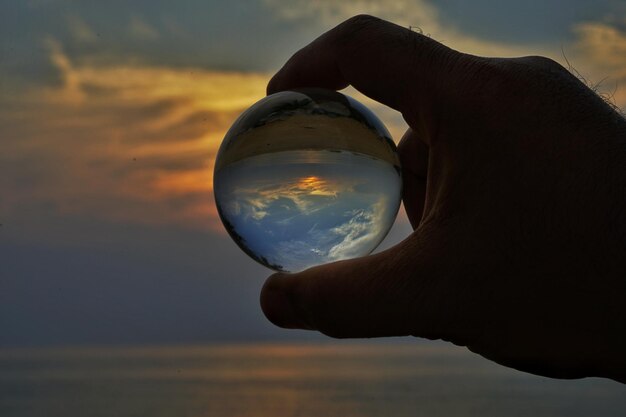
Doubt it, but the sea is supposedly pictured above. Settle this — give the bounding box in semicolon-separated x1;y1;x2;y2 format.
1;341;624;417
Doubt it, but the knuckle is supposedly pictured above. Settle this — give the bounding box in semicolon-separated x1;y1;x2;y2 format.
334;14;385;43
343;14;382;28
517;55;565;71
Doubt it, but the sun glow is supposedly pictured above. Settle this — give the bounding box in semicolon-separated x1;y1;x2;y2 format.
296;176;336;196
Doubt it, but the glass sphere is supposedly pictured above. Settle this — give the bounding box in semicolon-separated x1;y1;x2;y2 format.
213;88;401;272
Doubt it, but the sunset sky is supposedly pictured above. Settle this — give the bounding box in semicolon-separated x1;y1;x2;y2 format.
2;0;626;347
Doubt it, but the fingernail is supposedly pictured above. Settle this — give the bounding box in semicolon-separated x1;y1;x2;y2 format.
261;274;311;330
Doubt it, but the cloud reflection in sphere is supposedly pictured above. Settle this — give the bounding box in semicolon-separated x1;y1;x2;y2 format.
213;89;402;273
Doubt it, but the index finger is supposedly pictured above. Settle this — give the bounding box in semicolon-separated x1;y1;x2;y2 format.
267;14;461;127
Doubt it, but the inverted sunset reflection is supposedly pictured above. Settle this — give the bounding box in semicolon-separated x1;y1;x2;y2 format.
215;149;401;272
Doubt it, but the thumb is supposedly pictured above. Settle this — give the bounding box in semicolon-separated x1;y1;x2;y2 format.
260;230;473;340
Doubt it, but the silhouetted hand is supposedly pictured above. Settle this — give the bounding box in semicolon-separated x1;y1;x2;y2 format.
261;15;626;383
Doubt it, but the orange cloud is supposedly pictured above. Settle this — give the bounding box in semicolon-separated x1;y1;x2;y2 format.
1;39;269;234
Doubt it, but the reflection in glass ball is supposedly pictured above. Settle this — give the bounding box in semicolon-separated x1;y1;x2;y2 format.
213;89;402;272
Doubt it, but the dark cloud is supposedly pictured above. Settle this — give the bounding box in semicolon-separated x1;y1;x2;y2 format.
0;0;312;86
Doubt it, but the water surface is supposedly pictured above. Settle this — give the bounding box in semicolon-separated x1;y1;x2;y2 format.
2;342;624;417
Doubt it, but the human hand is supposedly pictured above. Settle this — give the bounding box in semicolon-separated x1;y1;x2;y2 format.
260;15;626;383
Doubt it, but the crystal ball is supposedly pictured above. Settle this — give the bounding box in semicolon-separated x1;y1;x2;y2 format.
213;88;402;272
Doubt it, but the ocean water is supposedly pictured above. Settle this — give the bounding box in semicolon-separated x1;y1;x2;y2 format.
1;342;624;417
